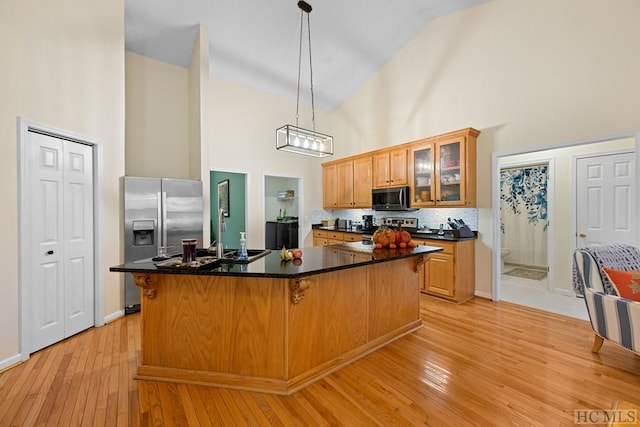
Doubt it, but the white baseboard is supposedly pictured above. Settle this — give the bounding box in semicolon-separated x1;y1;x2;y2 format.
474;290;492;300
554;288;574;297
104;310;124;324
0;353;23;372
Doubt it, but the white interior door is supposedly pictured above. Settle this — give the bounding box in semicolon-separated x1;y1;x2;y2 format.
28;131;94;353
576;152;635;247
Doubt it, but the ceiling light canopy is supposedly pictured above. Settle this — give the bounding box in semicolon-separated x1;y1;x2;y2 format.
276;1;333;158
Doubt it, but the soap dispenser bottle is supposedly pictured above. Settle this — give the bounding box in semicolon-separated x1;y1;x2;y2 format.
238;232;248;260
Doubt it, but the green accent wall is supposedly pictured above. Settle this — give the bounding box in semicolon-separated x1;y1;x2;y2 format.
210;171;246;249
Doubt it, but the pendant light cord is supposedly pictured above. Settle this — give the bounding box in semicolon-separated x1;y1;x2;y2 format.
307;12;315;132
295;6;316;132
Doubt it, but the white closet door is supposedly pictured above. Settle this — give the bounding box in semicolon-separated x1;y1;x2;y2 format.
63;140;94;336
28;131;94;352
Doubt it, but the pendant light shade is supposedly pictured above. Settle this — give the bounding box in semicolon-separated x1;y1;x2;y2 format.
276;124;333;157
276;1;333;157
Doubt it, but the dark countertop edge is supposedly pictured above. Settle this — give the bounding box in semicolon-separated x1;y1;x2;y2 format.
109;245;442;279
311;224;477;241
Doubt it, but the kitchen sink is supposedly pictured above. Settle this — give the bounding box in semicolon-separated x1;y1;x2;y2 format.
219;249;272;264
195;248;271;264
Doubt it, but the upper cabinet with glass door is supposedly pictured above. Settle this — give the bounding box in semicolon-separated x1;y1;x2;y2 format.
409;128;479;207
409;142;436;207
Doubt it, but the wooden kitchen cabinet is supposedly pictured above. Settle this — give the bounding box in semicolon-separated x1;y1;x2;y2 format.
337;156;372;208
409;128;479;207
313;230;362;246
322;164;338;209
313;229;328;246
373;148;408;188
342;233;361;242
324;156;371;209
323;127;478;209
413;238;475;303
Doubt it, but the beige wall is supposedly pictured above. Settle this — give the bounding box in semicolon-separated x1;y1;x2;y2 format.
499;138;636;293
0;1;125;363
125;52;190;177
125;54;331;249
331;0;640;295
204;76;331;248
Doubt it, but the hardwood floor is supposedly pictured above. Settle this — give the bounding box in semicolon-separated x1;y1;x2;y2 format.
1;295;638;426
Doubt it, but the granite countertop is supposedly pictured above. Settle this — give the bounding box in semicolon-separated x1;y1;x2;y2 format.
109;243;442;279
313;224;477;242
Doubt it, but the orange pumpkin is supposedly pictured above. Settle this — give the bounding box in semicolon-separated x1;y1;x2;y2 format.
373;226;395;247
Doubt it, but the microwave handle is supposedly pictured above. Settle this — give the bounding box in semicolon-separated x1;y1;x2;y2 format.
399;187;405;207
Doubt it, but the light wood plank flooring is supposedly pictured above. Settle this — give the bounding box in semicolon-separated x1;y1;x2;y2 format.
1;296;638;426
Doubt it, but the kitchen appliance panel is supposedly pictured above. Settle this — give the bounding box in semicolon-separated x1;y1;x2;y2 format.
265;220;299;250
371;186;416;211
162;178;204;250
124;177;161;264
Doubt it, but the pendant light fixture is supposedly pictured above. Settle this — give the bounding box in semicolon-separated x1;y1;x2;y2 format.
276;1;333;157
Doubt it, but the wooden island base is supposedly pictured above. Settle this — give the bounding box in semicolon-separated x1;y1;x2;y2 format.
133;257;423;395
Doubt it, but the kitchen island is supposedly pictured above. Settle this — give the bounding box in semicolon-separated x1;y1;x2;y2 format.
110;243;442;395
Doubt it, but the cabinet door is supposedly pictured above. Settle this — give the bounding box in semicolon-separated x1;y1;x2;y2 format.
323;164;338;209
426;253;455;297
336;161;354;208
372;152;391;188
343;233;361;242
435;138;466;206
373;149;408;188
413;239;428;291
410;142;435;207
388;148;408;186
313;238;328;246
352;252;373;263
352;157;372;207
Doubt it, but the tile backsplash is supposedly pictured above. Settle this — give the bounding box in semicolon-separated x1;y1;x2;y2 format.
311;208;478;231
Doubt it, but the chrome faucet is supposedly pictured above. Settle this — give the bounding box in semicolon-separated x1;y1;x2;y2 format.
217;207;226;258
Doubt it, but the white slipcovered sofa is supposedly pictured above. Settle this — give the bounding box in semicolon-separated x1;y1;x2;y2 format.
573;244;640;355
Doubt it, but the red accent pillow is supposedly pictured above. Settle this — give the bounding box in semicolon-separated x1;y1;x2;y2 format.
602;267;640;302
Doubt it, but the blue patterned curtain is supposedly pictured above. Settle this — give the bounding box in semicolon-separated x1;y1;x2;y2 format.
500;165;549;232
500;164;549;268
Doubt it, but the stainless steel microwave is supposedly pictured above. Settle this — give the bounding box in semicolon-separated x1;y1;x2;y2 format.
372;186;417;211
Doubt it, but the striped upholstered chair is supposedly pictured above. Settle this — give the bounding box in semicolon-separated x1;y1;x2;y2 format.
573;244;640;355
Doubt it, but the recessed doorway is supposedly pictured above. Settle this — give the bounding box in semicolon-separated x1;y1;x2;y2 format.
210;171;246;250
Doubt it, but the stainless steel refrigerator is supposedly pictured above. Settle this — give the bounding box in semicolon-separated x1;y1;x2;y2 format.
122;176;203;313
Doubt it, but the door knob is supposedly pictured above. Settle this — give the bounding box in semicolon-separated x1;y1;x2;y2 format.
577;232;587;238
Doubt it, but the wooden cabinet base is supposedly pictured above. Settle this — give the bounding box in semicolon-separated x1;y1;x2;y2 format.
132;258;421;395
135;320;421;395
416;239;475;303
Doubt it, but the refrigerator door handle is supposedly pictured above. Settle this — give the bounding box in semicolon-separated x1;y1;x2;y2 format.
156;192;163;247
161;191;168;248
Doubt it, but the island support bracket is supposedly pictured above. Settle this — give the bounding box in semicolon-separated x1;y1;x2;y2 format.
413;255;428;272
290;278;311;304
133;273;158;299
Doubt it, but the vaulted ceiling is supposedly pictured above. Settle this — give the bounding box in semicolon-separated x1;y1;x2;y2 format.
125;0;488;110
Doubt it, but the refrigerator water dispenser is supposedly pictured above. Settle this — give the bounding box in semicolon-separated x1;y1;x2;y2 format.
132;220;154;246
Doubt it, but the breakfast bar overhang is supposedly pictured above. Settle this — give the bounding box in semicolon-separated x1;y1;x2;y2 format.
110;243;442;395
